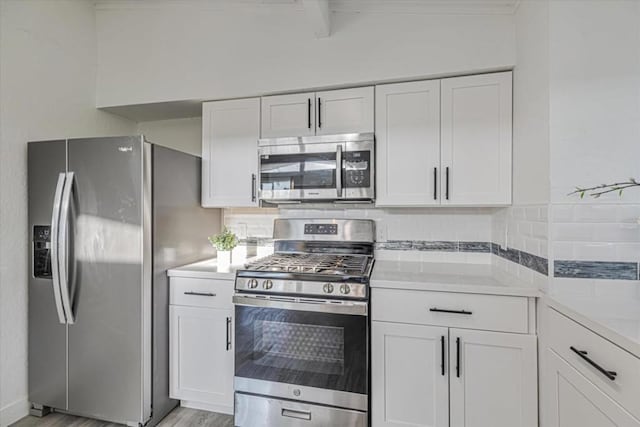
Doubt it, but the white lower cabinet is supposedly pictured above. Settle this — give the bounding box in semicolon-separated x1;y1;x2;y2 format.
546;349;640;427
169;277;234;414
449;328;537;427
371;289;537;427
372;322;449;427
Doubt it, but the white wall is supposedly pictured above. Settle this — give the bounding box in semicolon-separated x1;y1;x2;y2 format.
549;0;640;204
512;0;549;205
95;2;516;107
137;117;202;156
0;1;136;424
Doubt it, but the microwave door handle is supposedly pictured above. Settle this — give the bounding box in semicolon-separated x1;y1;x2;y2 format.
58;171;76;324
336;145;343;198
50;173;67;324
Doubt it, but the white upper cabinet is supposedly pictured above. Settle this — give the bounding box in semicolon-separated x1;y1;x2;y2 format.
440;72;512;205
315;87;374;135
202;98;260;207
261;87;373;138
449;328;538;427
375;80;441;206
261;92;315;138
372;321;449;427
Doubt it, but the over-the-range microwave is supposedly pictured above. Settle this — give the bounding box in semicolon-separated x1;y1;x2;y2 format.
257;132;375;204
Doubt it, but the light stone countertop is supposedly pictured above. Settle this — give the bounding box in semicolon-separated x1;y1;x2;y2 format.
167;258;245;280
545;292;640;357
370;260;540;297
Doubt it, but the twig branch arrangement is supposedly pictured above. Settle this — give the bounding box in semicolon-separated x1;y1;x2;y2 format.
569;178;640;198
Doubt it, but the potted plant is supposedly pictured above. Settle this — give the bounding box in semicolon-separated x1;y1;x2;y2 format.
208;227;238;269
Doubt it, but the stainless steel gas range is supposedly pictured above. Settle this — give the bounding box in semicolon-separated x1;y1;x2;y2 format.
233;219;374;427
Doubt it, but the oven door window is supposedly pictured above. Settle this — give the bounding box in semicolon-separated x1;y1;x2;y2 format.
235;305;367;394
260;152;337;191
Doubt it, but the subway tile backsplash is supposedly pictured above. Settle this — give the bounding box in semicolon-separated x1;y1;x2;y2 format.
223;202;640;288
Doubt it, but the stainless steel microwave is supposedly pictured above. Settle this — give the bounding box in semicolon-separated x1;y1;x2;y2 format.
257;133;374;203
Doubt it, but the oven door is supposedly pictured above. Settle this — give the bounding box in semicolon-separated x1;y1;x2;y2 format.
258;142;344;201
233;295;368;411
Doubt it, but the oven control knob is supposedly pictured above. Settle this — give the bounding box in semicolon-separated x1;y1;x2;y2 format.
339;284;351;295
247;279;259;289
323;283;334;294
263;280;273;290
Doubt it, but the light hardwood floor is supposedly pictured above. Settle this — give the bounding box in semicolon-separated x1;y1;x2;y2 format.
11;407;234;427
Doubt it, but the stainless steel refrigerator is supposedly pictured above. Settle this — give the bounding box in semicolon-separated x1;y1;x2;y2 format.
28;136;220;426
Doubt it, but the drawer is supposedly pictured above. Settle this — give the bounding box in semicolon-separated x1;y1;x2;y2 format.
170;277;234;309
547;307;640;420
371;288;529;333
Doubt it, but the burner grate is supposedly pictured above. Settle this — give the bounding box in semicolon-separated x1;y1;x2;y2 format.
244;253;370;276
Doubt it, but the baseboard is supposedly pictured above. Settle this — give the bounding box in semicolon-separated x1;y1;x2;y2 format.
180;400;233;415
0;398;29;427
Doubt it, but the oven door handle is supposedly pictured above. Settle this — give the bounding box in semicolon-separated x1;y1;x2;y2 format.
233;295;368;316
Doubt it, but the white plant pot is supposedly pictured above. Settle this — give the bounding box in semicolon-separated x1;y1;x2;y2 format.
217;250;232;269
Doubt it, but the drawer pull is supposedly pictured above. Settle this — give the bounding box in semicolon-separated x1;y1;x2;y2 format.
570;346;617;381
184;291;216;297
429;307;472;315
282;408;311;421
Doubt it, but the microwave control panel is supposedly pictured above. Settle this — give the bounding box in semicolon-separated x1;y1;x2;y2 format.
344;151;371;188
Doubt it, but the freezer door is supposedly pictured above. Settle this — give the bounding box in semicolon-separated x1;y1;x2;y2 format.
28;140;68;410
66;136;150;424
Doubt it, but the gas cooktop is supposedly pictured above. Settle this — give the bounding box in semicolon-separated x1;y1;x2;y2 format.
242;252;371;277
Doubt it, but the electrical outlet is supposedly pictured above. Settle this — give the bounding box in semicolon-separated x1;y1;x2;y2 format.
375;222;387;242
500;222;508;250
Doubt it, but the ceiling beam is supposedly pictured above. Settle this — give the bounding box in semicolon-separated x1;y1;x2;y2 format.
301;0;331;38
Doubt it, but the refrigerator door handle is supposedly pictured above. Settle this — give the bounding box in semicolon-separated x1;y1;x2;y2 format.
59;171;75;324
50;173;67;324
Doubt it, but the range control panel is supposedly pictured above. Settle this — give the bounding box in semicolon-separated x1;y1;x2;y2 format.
33;225;52;278
304;223;338;235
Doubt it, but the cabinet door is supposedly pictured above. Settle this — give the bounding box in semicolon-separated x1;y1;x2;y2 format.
316;87;374;135
450;328;537;427
372;321;449;427
202;98;259;207
441;72;512;205
375;80;441;206
170;305;233;412
546;349;640;427
261;92;315;138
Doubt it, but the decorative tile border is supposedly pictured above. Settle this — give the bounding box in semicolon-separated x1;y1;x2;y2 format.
491;243;549;276
554;261;639;281
376;239;548;276
376;240;490;253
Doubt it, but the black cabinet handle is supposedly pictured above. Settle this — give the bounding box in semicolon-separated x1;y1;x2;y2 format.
317;97;322;128
456;337;461;378
433;167;437;200
251;173;257;202
184;291;216;297
570;346;617;381
440;335;445;376
307;98;311;129
430;307;472;315
226;317;232;351
445;167;450;200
